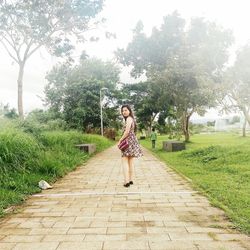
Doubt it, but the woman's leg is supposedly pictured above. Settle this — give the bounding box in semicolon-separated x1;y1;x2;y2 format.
122;156;129;184
128;156;134;182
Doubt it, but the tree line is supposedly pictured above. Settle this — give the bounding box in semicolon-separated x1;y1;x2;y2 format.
0;2;249;141
44;12;250;141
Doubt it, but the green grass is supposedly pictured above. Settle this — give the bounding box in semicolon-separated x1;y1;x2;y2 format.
140;132;250;234
0;128;114;216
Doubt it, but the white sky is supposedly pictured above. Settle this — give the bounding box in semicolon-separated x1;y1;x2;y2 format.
0;0;250;118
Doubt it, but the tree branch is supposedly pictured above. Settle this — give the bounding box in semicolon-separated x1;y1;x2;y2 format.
22;38;34;62
0;39;18;63
26;22;60;58
1;29;23;61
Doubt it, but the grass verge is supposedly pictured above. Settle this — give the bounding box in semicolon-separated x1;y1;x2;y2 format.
0;128;114;216
140;132;250;234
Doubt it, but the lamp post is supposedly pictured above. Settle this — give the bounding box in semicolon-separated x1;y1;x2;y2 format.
100;87;108;136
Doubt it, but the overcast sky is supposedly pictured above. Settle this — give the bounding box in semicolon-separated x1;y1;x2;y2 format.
0;0;250;118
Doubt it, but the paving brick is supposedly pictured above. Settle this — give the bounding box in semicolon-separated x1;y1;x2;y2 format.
29;228;68;235
13;242;59;250
107;227;147;234
0;229;31;236
2;235;43;242
84;234;126;241
127;233;171;241
169;232;213;241
90;221;126;227
57;242;103;250
67;227;107;234
147;227;187;233
149;241;197;250
127;220;164;227
103;240;149;249
0;223;20;229
194;241;246;250
0;243;16;250
42;234;85;242
185;226;229;234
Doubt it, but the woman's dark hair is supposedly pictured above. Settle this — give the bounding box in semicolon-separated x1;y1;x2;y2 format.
121;104;137;132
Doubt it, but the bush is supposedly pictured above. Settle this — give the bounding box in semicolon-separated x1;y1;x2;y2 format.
0;129;40;173
104;128;116;140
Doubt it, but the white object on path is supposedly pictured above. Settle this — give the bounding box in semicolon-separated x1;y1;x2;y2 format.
38;180;53;190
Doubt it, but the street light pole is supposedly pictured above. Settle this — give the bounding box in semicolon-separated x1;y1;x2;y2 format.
100;87;108;136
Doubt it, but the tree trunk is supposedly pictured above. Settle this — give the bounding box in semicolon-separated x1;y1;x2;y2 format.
146;123;151;137
184;115;190;142
241;106;250;126
146;117;154;137
182;112;190;142
17;62;25;119
242;117;247;137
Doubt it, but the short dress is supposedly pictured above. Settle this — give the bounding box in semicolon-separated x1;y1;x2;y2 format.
121;118;143;157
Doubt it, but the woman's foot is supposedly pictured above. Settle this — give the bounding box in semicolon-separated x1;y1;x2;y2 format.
129;181;133;185
123;183;130;187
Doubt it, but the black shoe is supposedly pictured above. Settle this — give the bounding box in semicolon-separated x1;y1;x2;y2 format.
123;183;130;187
129;181;133;185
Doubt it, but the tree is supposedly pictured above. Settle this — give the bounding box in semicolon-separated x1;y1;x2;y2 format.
116;12;233;141
120;81;171;135
116;12;185;78
219;44;250;136
154;47;218;141
0;0;104;118
45;58;120;131
0;103;18;119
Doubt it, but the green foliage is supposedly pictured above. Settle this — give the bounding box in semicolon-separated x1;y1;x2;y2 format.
207;121;216;127
189;123;206;134
0;129;40;173
120;81;171;132
117;12;234;142
103;128;116;140
229;115;240;124
0;103;18;119
221;44;250;126
45;58;120;131
181;146;221;163
25;109;68;132
0;0;104;58
140;133;250;234
0;0;104;117
116;12;186;78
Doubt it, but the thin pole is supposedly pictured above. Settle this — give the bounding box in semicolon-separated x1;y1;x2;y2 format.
100;89;103;136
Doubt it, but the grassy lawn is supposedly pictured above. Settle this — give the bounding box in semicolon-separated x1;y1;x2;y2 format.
140;132;250;234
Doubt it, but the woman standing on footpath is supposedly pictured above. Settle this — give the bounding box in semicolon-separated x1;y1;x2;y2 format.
117;104;143;187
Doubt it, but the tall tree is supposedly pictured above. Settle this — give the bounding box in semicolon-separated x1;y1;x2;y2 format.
121;81;171;135
219;44;250;136
45;58;120;131
155;49;216;141
116;12;185;78
0;0;104;118
116;12;233;141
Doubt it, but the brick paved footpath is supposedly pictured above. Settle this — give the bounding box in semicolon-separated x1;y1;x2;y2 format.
0;146;249;250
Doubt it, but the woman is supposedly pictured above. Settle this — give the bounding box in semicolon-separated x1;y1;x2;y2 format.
118;104;143;187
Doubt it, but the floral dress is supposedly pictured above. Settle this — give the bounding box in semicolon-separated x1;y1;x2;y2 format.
121;118;143;157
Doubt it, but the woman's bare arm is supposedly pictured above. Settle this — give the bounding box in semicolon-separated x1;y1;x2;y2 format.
118;117;133;143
